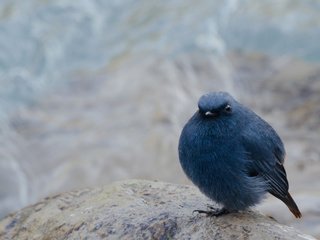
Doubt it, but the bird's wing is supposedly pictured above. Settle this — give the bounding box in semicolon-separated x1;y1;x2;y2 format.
241;123;289;198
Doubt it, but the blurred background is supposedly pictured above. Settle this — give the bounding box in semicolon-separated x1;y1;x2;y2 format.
0;0;319;237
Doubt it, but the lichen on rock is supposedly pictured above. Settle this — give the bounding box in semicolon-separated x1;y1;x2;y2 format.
0;180;316;239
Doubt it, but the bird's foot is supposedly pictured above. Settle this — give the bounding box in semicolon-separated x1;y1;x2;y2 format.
193;207;230;217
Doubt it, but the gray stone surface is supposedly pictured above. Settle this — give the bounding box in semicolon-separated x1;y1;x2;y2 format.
0;180;315;240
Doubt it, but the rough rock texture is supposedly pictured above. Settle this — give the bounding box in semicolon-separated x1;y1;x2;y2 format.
0;180;315;240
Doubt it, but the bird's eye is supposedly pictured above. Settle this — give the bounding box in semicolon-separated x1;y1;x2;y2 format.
224;104;232;113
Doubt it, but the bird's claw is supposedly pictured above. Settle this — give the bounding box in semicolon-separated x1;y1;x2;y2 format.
193;207;229;217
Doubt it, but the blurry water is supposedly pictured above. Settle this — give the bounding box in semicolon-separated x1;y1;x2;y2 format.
0;0;320;228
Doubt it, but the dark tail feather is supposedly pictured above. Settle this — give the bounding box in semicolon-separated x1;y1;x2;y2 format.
280;192;302;218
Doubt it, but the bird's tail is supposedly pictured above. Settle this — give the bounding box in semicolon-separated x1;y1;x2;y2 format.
280;192;302;218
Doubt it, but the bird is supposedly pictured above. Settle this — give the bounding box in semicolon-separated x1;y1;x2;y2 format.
178;91;301;218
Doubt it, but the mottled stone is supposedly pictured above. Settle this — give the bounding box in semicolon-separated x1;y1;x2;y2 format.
0;180;315;240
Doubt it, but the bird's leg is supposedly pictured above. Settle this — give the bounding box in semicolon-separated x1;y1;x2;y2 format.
193;206;230;217
206;204;218;211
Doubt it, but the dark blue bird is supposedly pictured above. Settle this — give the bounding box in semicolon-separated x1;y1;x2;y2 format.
178;92;301;218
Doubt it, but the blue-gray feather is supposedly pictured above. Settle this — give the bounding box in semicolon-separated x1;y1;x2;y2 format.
178;92;301;217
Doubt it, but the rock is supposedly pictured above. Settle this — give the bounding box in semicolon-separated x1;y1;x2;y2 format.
0;180;315;240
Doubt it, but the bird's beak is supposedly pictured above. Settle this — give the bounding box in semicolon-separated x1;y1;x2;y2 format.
205;111;219;117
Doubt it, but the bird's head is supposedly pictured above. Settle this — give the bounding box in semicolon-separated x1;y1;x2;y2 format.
197;92;235;119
